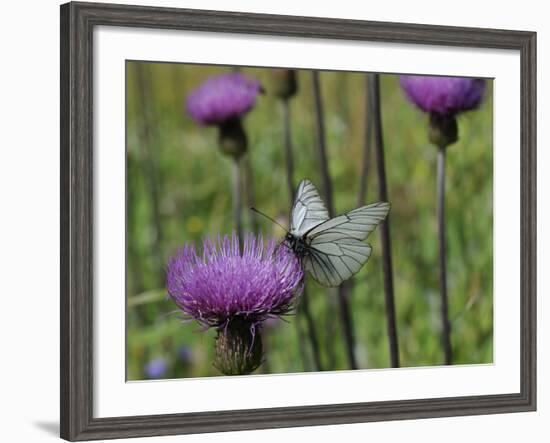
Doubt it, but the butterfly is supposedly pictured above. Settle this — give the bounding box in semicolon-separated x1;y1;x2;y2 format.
284;179;390;287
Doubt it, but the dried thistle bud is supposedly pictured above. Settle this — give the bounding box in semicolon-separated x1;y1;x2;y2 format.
270;69;298;100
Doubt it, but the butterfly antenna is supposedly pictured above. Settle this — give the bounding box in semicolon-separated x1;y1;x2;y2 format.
250;207;288;232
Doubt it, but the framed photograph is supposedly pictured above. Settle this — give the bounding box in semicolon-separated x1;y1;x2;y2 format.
60;1;536;441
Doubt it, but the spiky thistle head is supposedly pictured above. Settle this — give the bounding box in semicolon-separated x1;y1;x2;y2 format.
166;233;303;375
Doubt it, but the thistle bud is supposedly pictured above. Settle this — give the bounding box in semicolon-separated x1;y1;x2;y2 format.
428;113;458;149
270;69;298;100
214;319;263;376
218;118;248;159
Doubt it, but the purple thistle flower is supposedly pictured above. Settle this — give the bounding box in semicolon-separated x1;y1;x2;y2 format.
166;233;303;328
400;75;486;116
167;233;303;375
144;358;168;379
186;73;261;126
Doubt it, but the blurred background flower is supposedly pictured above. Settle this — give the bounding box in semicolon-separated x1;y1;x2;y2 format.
186;72;261;159
186;72;262;243
177;345;194;364
187;72;261;126
166;233;304;375
400;76;485;116
144;357;168;379
400;74;487;365
400;76;486;148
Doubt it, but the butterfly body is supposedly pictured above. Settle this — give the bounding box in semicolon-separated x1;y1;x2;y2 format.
285;232;311;258
287;179;390;287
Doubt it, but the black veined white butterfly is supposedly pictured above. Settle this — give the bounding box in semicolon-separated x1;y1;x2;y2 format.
283;179;390;287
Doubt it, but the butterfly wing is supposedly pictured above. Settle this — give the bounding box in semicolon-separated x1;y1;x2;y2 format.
304;202;390;287
290;179;330;236
305;238;372;287
307;202;390;241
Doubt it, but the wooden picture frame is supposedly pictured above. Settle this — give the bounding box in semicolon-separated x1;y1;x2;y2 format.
60;1;536;440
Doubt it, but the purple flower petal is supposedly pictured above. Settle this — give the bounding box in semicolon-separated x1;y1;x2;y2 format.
166;233;304;328
400;75;486;116
186;73;261;125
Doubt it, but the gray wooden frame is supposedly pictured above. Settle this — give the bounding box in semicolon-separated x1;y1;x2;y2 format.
60;1;537;441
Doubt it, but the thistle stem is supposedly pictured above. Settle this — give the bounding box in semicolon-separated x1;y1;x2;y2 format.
300;287;323;371
242;155;259;233
280;98;304;369
232;159;243;244
311;72;334;213
368;73;400;368
282;99;296;201
437;147;453;365
312;70;357;370
293;309;311;371
338;75;376;368
281;97;323;371
358;74;374;206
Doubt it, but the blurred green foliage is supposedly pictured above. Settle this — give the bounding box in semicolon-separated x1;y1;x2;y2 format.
126;62;493;380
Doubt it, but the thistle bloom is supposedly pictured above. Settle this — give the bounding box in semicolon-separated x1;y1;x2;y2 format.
144;358;168;379
166;233;303;375
400;75;486;148
186;72;261;125
400;76;485;116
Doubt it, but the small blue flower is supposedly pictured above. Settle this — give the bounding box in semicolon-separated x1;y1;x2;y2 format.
144;358;168;379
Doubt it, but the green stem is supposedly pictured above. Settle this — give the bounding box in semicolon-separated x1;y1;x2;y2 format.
359;74;374;206
232;159;243;245
368;73;400;368
437;147;453;364
282;99;296;201
312;70;357;370
281;97;323;372
242;155;259;233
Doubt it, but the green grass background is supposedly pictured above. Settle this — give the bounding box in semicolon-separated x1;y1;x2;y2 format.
126;62;493;380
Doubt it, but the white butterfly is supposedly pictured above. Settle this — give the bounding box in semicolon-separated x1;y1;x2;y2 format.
285;179;390;287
